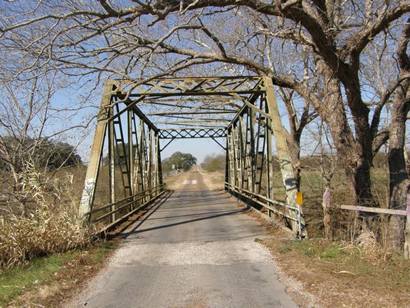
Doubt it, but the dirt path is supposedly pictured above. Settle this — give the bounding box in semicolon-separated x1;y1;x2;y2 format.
67;169;297;308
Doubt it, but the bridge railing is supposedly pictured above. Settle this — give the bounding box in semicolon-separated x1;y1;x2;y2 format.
224;182;302;237
85;184;167;235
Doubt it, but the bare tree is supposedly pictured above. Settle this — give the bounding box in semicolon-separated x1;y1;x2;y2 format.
386;21;410;250
1;0;410;248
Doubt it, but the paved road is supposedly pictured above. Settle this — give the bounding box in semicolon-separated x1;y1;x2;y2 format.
68;170;296;308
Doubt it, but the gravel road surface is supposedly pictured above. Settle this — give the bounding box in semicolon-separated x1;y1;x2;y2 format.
67;170;296;308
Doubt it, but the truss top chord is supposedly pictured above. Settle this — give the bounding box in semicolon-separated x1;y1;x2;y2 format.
113;76;263;97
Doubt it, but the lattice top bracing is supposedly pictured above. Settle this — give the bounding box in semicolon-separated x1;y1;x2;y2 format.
159;128;227;139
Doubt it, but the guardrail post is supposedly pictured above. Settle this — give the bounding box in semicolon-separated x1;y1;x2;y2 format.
405;192;410;259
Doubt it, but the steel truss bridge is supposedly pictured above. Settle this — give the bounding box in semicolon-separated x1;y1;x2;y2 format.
79;76;306;237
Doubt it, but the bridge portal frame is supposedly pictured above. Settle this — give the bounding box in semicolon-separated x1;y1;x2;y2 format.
79;76;306;237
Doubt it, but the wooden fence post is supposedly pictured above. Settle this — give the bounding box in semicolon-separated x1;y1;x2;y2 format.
322;187;332;239
404;192;410;259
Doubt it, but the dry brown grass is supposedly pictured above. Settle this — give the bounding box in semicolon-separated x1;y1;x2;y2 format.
0;206;90;269
0;165;90;269
198;168;224;191
238;189;410;307
261;235;410;307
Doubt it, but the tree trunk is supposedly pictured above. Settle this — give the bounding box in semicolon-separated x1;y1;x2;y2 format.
349;160;375;206
316;60;376;208
387;90;409;251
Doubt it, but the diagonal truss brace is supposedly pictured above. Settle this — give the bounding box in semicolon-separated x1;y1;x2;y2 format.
211;137;226;150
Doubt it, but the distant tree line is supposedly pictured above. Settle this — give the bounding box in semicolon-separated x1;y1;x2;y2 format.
162;152;197;173
0;136;82;172
201;153;392;173
201;154;225;172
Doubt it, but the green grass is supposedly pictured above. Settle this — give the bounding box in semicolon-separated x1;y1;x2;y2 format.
0;252;77;306
279;240;345;259
0;242;116;307
88;242;116;263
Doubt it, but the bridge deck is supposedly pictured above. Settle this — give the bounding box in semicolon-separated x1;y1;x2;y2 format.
68;170;296;308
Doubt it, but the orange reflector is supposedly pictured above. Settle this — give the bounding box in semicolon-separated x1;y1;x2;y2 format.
296;192;303;206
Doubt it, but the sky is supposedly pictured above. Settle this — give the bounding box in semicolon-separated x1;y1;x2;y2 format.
161;137;225;163
48;83;228;163
45;78;322;165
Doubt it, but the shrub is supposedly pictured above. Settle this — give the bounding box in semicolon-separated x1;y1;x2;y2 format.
0;136;82;172
162;151;197;173
201;154;225;172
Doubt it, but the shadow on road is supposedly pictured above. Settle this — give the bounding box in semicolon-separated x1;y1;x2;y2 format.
121;206;249;237
111;190;174;236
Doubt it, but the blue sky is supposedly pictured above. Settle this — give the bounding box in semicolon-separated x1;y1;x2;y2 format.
161;137;225;163
47;78;322;164
48;82;227;163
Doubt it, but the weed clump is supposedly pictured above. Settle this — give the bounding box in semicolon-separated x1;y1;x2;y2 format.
0;165;90;269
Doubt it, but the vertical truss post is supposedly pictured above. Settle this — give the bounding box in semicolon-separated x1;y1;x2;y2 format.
131;112;140;197
234;125;241;188
249;108;256;193
134;118;143;196
231;126;237;187
108;105;116;223
265;116;274;219
148;128;153;198
152;130;158;189
265;105;274;200
113;103;132;198
239;116;246;190
156;132;163;187
225;132;230;185
128;110;134;198
140;121;147;202
79;81;114;218
263;77;307;238
254;96;266;195
244;109;254;192
228;131;234;186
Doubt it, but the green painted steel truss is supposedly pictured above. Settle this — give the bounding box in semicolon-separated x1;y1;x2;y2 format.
79;76;306;238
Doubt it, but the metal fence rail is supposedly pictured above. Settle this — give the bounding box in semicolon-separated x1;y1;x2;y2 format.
225;182;303;237
339;204;410;259
87;185;166;223
91;185;167;235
